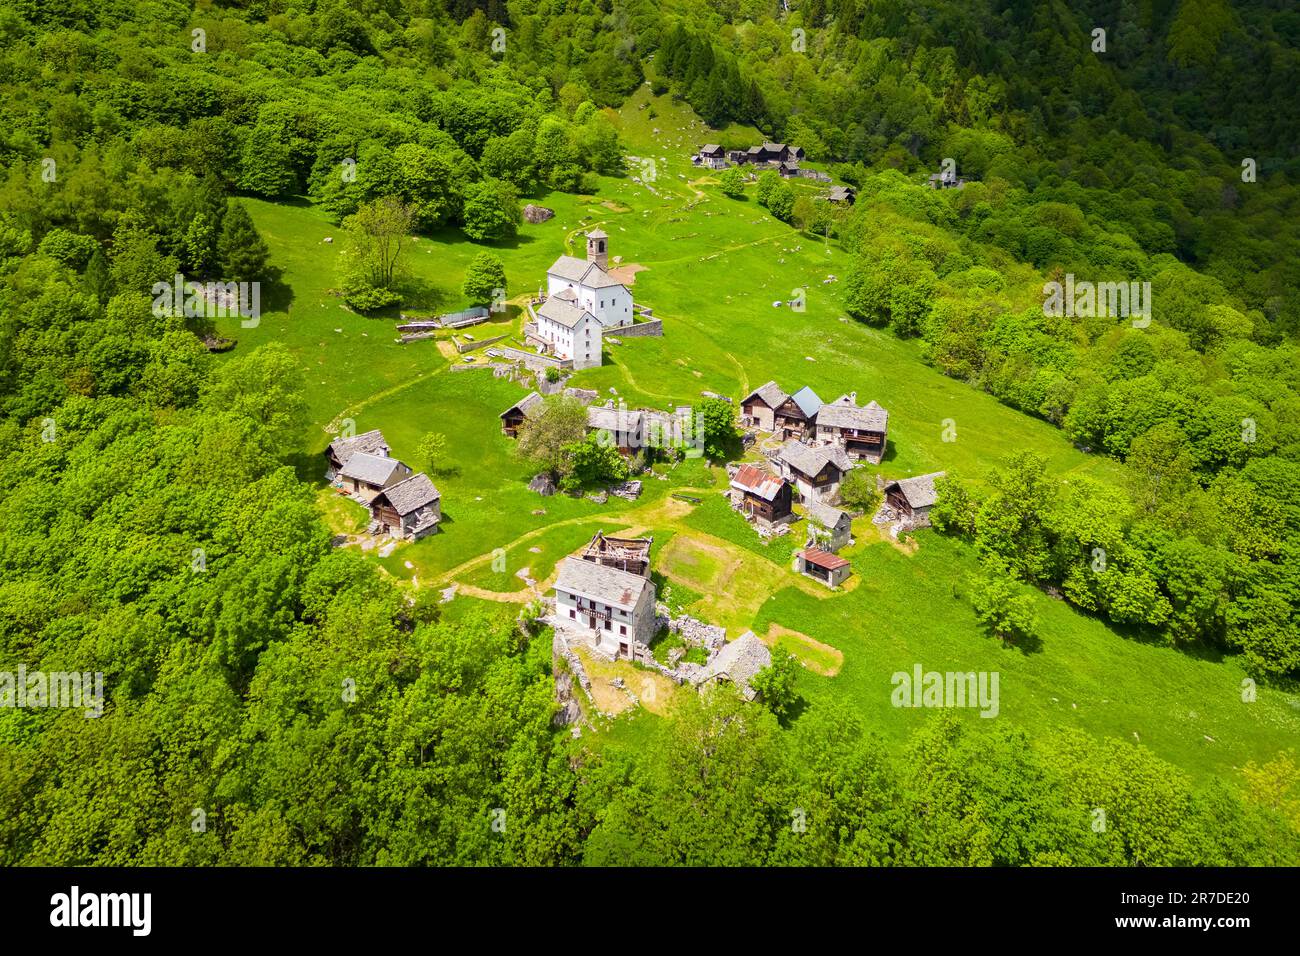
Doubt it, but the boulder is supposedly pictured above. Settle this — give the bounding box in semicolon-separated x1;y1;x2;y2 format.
528;473;557;496
523;204;555;224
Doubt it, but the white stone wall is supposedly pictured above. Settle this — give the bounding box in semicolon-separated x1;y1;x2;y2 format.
554;585;651;655
538;315;601;370
582;285;633;329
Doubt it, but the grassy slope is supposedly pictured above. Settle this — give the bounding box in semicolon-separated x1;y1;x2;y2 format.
217;87;1299;786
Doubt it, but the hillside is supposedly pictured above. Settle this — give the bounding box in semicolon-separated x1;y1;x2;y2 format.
0;1;1297;867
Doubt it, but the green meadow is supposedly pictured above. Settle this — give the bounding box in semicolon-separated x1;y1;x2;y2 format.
215;89;1299;787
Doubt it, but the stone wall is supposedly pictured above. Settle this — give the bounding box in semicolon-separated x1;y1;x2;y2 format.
615;319;663;337
455;332;509;353
487;346;571;371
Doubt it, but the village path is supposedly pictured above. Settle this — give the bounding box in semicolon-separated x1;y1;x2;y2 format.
325;362;450;434
652;232;789;267
435;485;846;614
430;488;711;587
618;350;747;405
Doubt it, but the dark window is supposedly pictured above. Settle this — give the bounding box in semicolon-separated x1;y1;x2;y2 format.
604;620;611;631
569;609;575;619
619;625;626;636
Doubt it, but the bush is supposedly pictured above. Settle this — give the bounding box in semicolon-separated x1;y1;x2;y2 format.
718;167;745;199
839;468;879;514
342;277;401;313
462;251;507;305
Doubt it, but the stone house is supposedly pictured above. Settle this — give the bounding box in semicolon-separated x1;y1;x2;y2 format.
367;473;441;540
740;380;788;432
806;501;852;552
324;429;390;479
815;393;888;463
695;144;727;169
775;439;852;504
339;452;412;502
884;471;947;526
553;556;657;660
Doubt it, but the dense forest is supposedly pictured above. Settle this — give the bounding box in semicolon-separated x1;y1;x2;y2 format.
0;0;1297;864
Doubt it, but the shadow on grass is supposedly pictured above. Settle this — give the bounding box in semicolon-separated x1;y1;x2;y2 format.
260;270;295;315
779;693;811;727
397;276;455;313
287;448;326;486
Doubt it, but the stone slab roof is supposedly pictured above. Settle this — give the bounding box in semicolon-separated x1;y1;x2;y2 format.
327;429;388;464
501;391;544;421
341;452;407;486
807;501;851;530
818;397;888;432
554;556;651;611
537;296;596;330
375;472;440;515
742;380;788;410
777;439;852;478
693;631;771;700
885;471;947;509
587;405;643;434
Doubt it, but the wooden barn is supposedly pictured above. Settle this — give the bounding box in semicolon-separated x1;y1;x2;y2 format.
500;391;544;438
729;464;794;526
884;471;947;526
773;386;823;441
740;381;788;432
367;473;441;540
581;530;653;578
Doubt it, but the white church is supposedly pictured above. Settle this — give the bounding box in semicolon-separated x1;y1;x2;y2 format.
532;230;636;371
546;230;634;329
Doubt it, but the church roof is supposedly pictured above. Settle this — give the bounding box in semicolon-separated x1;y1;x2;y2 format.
537;297;596;330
